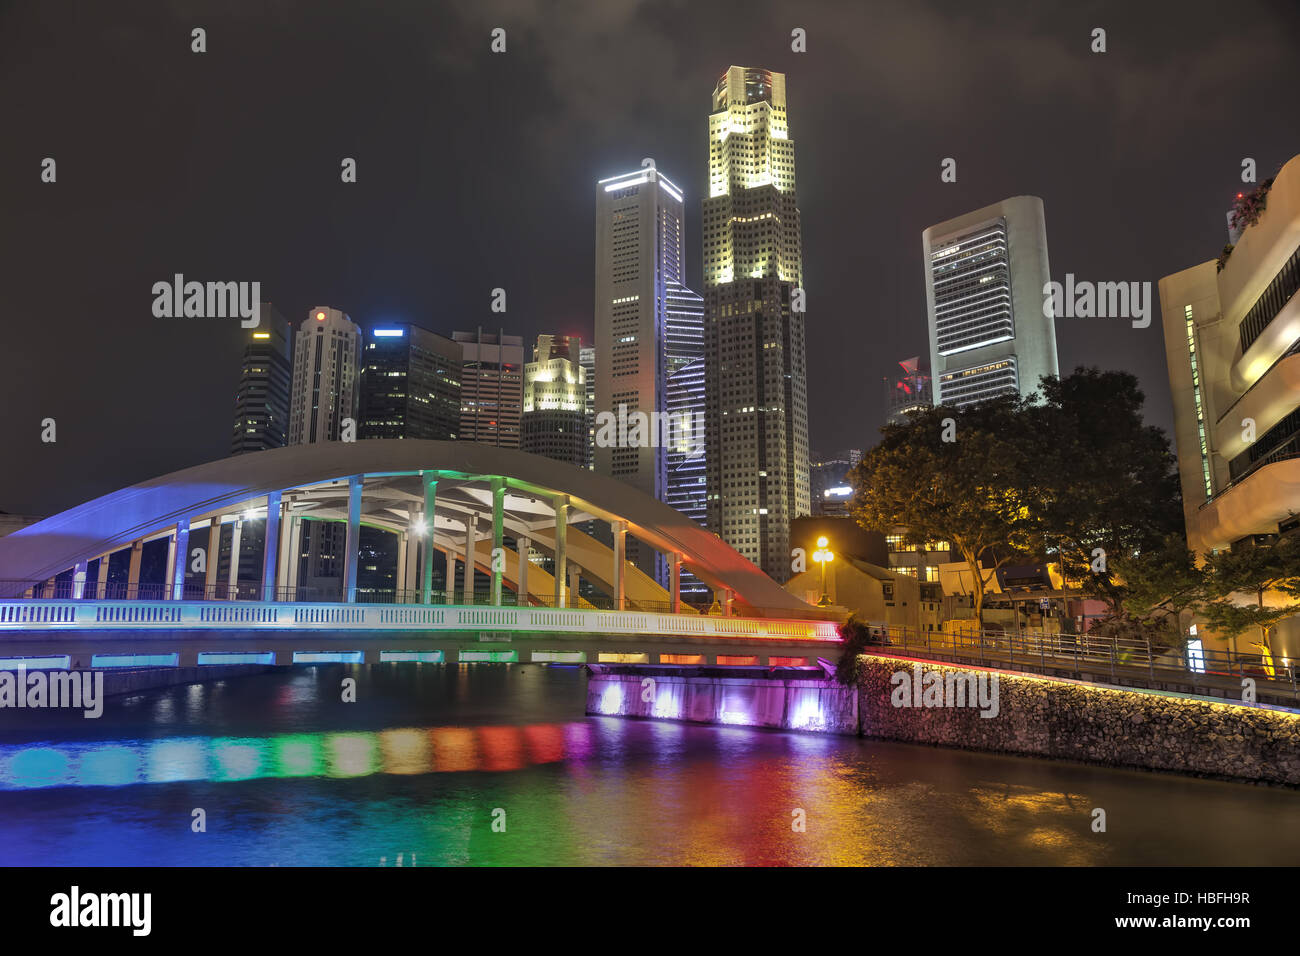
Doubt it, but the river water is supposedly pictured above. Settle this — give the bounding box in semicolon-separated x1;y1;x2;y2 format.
0;664;1296;865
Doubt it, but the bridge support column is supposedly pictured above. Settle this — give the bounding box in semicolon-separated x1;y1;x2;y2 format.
276;504;295;600
516;535;530;607
554;495;568;608
171;519;190;600
462;513;477;604
285;517;302;599
446;554;458;605
163;530;178;600
72;561;88;600
204;520;221;599
343;475;363;603
724;588;734;617
491;478;505;606
228;518;243;599
261;492;281;602
127;539;143;599
568;563;581;609
669;552;681;614
612;519;627;611
95;553;110;600
402;509;419;603
420;474;438;604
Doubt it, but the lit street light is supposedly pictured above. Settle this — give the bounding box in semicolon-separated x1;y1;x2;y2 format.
813;536;835;607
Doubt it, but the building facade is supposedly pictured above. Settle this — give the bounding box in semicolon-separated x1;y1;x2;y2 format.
288;306;363;445
886;356;932;424
521;334;588;468
922;196;1059;408
702;65;811;582
1159;154;1300;558
357;322;462;441
580;345;596;469
454;329;523;448
665;281;707;526
231;302;291;455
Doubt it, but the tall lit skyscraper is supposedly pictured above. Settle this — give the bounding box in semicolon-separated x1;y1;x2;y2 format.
231;302;291;455
580;345;596;469
595;164;703;580
454;329;523;448
922;196;1059;407
885;356;932;424
288;306;363;444
521;334;587;468
702;65;811;582
357;322;462;441
665;281;706;526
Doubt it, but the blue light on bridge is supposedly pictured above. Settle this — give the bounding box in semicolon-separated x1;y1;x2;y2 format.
0;656;70;670
197;652;276;666
92;654;180;668
293;651;364;664
379;651;445;663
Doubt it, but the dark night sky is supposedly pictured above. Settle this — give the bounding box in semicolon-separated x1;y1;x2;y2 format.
2;0;1298;516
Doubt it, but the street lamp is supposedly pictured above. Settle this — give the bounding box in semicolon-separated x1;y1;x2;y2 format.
813;536;835;607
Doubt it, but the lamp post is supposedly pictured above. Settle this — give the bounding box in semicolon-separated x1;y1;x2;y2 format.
813;536;835;607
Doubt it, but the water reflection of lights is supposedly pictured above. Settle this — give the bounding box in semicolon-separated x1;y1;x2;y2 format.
0;722;589;791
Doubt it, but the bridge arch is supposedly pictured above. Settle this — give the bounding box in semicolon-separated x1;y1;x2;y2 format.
0;440;817;618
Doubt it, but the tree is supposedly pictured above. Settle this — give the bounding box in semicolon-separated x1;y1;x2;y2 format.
1030;369;1184;614
1111;533;1206;652
850;396;1040;627
1201;535;1300;670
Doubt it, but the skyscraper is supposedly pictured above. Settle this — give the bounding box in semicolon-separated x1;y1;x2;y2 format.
357;322;462;441
231;302;291;455
702;65;811;582
288;306;363;444
922;196;1059;408
580;344;596;469
453;329;523;448
665;281;706;526
885;356;933;424
595;164;704;580
521;334;587;468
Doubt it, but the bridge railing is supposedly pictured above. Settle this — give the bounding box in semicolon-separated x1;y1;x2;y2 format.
864;622;1300;707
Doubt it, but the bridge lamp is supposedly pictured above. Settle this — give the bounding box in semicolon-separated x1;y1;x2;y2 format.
813;536;834;607
409;519;429;536
242;509;259;522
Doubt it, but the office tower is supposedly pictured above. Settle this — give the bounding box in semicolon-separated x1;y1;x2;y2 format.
231;302;291;455
810;449;862;516
702;65;811;582
453;329;523;448
287;306;363;595
595;164;702;581
1159;154;1300;558
288;306;363;444
521;334;588;468
665;281;706;525
357;322;462;441
922;196;1059;408
580;345;596;469
886;356;933;424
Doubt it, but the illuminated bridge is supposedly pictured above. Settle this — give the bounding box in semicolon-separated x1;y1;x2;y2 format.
0;441;841;670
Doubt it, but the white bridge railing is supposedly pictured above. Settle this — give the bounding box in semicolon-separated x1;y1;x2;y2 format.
0;599;842;643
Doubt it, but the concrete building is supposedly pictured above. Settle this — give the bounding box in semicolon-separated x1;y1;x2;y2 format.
521;334;587;468
357;322;462;441
231;303;291;455
665;281;707;527
702;65;812;582
1159;155;1300;560
454;329;523;449
886;356;932;424
923;196;1059;407
810;449;861;516
580;345;596;469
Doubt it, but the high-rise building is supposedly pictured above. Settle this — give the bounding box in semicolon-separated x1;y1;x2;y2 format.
702;65;811;582
454;329;523;448
595;165;703;581
521;334;587;468
288;306;363;444
231;302;291;454
810;449;862;516
665;281;706;526
922;196;1059;408
886;356;933;424
288;306;363;595
1159;154;1300;559
357;322;462;441
579;345;596;469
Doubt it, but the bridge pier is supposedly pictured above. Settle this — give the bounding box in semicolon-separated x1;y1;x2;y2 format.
228;517;243;597
553;495;568;608
171;519;190;600
262;492;281;602
420;473;438;604
343;475;363;603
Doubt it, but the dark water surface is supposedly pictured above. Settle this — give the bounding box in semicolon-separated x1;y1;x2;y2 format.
1;664;1297;865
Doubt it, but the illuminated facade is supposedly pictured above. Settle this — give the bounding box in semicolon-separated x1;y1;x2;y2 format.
454;329;523;449
580;345;595;469
521;334;587;468
702;65;811;582
231;302;291;454
923;197;1058;407
288;306;362;445
1159;154;1300;556
886;356;932;425
357;323;462;441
